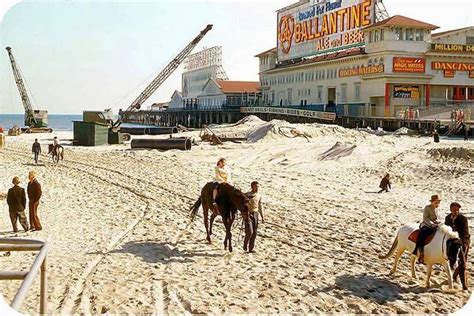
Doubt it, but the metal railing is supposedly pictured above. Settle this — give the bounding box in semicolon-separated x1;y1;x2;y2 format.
0;238;51;314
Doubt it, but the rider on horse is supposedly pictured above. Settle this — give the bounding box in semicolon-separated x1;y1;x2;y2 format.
213;158;232;216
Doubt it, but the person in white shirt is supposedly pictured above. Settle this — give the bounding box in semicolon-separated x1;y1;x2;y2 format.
213;158;231;214
244;181;264;252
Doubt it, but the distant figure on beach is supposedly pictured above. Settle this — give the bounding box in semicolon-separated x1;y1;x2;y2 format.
6;176;29;232
32;138;41;164
444;202;470;290
27;171;42;231
244;181;264;253
213;158;232;215
412;195;441;264
53;136;60;149
378;173;391;193
432;130;440;143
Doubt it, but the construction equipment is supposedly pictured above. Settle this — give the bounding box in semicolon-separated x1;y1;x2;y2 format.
111;24;213;131
5;47;50;130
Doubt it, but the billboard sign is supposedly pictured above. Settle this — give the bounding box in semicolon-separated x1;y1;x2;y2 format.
277;0;375;61
184;46;224;72
393;57;425;73
240;106;336;121
431;43;474;53
394;86;420;99
339;64;383;77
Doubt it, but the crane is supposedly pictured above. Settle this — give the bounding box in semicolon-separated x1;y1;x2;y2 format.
112;24;213;129
5;47;48;128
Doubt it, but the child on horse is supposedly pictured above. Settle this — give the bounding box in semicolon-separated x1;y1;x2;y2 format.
213;158;232;215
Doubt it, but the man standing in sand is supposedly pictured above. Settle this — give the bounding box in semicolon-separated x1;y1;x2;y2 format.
27;170;42;231
32;138;41;164
445;202;470;290
412;195;441;264
6;177;29;232
244;181;264;253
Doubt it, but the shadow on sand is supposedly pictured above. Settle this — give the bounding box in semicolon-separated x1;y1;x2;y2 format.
89;241;222;264
316;273;425;304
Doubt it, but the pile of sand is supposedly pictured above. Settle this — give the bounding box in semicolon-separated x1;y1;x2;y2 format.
428;147;474;161
319;142;357;161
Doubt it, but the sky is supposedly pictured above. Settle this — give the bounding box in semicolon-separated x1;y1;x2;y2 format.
0;0;473;114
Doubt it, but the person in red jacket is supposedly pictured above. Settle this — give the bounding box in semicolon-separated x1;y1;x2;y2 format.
27;170;42;231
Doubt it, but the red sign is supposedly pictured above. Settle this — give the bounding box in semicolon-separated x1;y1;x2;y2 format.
432;61;474;71
393;57;426;73
444;70;455;78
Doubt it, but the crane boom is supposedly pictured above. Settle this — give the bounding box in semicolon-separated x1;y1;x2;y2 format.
5;46;38;127
113;24;213;128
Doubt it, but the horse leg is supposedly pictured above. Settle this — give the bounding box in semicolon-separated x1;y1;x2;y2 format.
209;213;217;236
443;262;454;289
222;217;229;250
410;254;417;279
425;264;433;288
227;217;233;253
390;248;405;276
203;206;211;243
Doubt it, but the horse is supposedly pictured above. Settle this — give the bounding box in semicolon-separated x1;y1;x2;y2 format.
379;223;463;289
48;144;64;163
189;182;249;252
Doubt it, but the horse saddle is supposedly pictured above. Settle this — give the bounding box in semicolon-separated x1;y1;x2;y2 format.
408;229;436;245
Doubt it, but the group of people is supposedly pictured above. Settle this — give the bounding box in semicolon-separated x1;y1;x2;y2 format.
212;158;264;253
5;171;43;232
31;136;61;164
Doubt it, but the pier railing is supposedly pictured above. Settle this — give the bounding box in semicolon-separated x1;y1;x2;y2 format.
0;238;51;314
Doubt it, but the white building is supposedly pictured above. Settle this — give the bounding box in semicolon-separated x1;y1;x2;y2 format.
256;6;474;118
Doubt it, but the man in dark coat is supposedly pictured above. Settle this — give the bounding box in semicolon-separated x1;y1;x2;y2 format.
6;176;29;232
27;170;42;231
32;138;41;164
445;202;470;290
378;173;391;193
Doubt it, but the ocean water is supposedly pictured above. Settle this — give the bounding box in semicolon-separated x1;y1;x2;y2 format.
0;114;82;131
0;114;159;131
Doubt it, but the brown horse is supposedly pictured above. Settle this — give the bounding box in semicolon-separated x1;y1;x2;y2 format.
48;144;64;163
190;182;249;252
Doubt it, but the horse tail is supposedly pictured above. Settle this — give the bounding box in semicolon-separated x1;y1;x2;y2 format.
378;234;399;260
189;197;202;221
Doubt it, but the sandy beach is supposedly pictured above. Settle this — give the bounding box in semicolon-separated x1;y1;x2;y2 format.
0;116;473;314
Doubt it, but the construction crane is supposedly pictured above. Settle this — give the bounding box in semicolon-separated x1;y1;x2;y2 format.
112;24;213;129
5;47;49;128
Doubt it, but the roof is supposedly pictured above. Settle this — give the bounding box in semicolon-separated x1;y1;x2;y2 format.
366;15;439;30
216;80;260;94
255;47;277;58
432;26;474;38
271;47;366;71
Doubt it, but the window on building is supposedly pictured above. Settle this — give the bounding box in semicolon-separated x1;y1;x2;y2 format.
374;30;379;42
380;29;384;41
369;31;373;43
341;84;347;103
415;29;424;41
317;86;323;103
395;27;403;40
467;36;474;44
406;28;414;41
355;82;361;102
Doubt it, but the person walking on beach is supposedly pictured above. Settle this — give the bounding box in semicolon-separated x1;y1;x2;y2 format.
412;195;441;264
27;170;42;231
378;173;391;193
244;181;264;253
32;138;41;164
212;158;231;215
6;177;29;232
432;130;440;143
445;202;470;290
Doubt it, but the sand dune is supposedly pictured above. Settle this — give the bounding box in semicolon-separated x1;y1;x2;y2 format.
0;119;473;314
